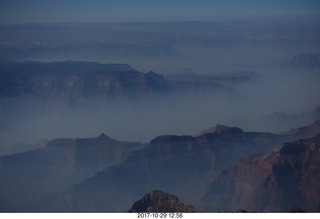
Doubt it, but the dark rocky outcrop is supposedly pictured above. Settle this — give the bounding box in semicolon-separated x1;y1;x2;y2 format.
128;190;195;212
202;134;320;212
200;124;244;135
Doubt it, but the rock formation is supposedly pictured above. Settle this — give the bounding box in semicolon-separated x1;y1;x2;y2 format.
65;121;320;212
202;134;320;212
128;190;195;212
1;121;319;212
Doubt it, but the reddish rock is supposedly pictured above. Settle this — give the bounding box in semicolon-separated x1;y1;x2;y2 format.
202;134;320;212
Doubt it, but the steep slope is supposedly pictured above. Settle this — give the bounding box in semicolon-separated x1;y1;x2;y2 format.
0;134;144;211
63;121;320;212
128;190;195;212
202;134;320;212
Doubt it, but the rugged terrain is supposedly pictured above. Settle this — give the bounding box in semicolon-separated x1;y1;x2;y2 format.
1;120;319;212
202;134;320;212
59;121;320;212
128;190;195;212
0;61;233;115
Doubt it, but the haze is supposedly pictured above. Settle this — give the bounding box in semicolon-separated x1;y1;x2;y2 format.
0;1;320;155
1;0;320;23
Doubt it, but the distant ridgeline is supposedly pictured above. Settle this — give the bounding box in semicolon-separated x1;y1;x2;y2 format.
291;53;320;69
0;120;319;212
0;61;235;114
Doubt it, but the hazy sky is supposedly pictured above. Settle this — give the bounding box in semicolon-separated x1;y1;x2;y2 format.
0;0;320;23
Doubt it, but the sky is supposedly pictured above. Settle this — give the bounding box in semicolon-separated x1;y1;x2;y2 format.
0;0;320;24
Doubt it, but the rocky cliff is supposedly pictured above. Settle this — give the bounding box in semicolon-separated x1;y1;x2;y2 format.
2;121;319;212
128;190;195;212
64;121;320;212
0;61;233;115
202;134;320;212
0;62;167;114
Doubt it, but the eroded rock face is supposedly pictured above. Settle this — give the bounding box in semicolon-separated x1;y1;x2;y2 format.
202;134;320;212
65;122;320;212
2;121;319;212
128;190;195;212
0;62;167;112
0;61;233;116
